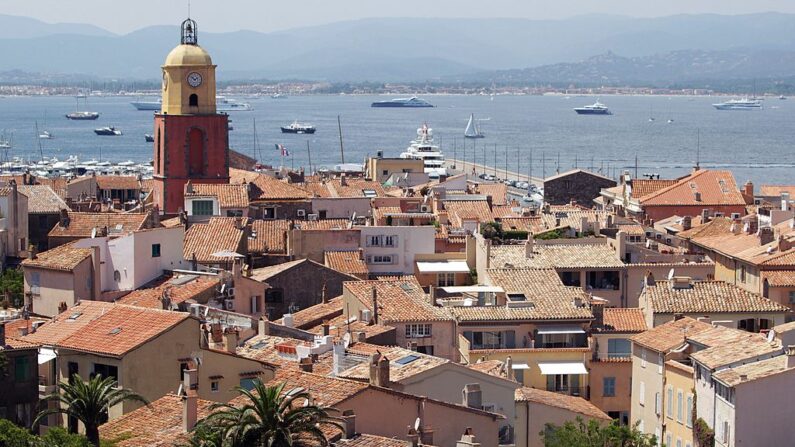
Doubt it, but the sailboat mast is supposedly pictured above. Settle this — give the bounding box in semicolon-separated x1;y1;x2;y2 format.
253;118;258;161
337;115;345;164
306;140;313;175
35;121;43;161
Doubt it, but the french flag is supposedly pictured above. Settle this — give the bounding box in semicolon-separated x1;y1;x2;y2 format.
275;143;289;156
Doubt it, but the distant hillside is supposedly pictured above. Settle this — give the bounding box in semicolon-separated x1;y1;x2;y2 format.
474;49;795;86
5;13;795;82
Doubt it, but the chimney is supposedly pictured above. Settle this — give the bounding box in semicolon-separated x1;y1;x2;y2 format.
340;173;347;187
681;216;692;231
298;356;314;373
332;341;346;376
744;181;754;198
182;368;198;433
185;180;193;194
525;234;534;258
428;287;436;307
223;328;238;354
161;289;172;310
456;428;481;447
0;323;5;347
369;352;390;387
282;313;294;328
787;345;795;368
321;284;328;304
59;209;70;228
694;191;702;202
321;320;330;336
730;219;741;235
27;246;37;260
355;331;367;343
420;428;434;446
462;383;482;409
258;317;270;336
572;296;583;308
485;195;493;211
234;217;244;230
592;302;604;327
407;428;420;447
759;227;775;246
341;410;356;439
701;208;711;223
783;192;791;212
371;287;379;325
778;235;793;253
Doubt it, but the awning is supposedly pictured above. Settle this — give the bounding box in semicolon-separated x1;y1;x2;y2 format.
511;362;530;370
416;260;470;273
38;348;56;364
536;325;586;335
538;361;588;375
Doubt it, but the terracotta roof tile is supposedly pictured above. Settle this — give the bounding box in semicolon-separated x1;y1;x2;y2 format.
713;355;793;387
642;280;790;314
759;185;795;197
762;270;795;287
183;217;246;263
21;243;93;271
631;317;714;352
344;279;453;323
443;200;494;228
277;296;343;328
490;242;626;270
327;178;386;198
304;314;394;341
246;173;312;200
616;224;645;236
336;346;448;382
17;185;68;214
498;217;548;233
470;183;508;205
335;434;416;447
688;327;780;369
515;387;611;420
325;250;369;278
115;275;219;309
48;211;151;239
468;360;510;379
638;170;747;206
249;219;289;254
266;369;368;407
631;179;679;199
185;183;250;208
95;176;141;191
593;308;647;333
99;393;214;447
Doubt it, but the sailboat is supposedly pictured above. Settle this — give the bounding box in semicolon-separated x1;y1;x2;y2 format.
464;113;485;139
39;111;53;139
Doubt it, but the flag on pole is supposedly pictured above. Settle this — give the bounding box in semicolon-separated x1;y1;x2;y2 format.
275;143;289;156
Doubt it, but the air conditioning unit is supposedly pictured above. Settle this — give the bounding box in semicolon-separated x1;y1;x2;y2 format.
226;287;235;297
420;205;431;213
224;299;235;311
307;213;319;221
297;209;306;218
731;213;741;219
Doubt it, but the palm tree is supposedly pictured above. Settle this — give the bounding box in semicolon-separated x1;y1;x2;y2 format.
196;381;342;447
33;374;148;447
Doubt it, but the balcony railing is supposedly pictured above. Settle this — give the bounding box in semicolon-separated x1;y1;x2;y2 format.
548;385;590;399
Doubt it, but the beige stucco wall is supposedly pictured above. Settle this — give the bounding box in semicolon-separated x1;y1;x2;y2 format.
631;344;666;439
516;400;609;447
662;362;694;447
588;361;632;417
341;387;501;447
728;368;795;447
26;252;97;317
470;348;590;390
290;228;360;263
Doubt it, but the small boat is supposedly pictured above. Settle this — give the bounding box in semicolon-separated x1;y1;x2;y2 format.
271;93;287;99
39;130;53;139
130;99;161;111
280;121;316;134
66;111;100;120
94;126;123;136
667;119;674;124
144;134;154;142
780;95;787;100
371;97;434;108
712;98;762;110
574;100;611;115
464;113;485;139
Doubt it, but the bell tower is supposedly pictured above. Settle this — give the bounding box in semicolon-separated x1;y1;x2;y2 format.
152;18;229;214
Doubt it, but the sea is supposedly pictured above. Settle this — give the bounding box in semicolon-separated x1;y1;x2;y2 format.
0;94;794;185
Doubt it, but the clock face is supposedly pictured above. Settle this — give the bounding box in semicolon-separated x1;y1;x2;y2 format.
187;72;203;88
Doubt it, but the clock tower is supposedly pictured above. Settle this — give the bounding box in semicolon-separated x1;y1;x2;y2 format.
152;18;229;214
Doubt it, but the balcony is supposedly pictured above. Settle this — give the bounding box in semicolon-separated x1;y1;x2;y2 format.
548;385;590;399
38;376;56;395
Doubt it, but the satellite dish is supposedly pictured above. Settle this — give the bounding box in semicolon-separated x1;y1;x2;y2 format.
90;228;97;238
414;417;421;431
220;284;227;294
667;269;675;281
767;330;776;343
342;332;351;348
177;383;184;396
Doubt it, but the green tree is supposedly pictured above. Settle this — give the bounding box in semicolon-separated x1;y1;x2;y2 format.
33;374;148;447
195;381;342;447
542;417;658;447
0;268;23;308
0;418;91;447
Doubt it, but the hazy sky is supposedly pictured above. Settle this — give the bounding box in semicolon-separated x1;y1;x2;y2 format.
2;0;795;34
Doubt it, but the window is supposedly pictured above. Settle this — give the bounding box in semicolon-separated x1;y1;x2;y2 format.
405;324;432;338
655;392;661;416
607;338;631;358
641;348;647;368
740;265;747;283
14;357;32;382
368;235;381;246
638;381;645;406
263;207;276;219
92;363;119;381
437;273;455;287
211;381;219;392
239;378;259;391
676;439;682;447
789;290;795;305
226;209;243;217
686;395;693;427
384;235;397;247
676;390;684;423
369;255;393;264
192;200;214;216
382;170;389;176
603;377;616;397
266;288;284;304
416;345;434;355
666;386;674;418
658;353;664;374
666;435;672;447
151;243;161;258
189;94;198;107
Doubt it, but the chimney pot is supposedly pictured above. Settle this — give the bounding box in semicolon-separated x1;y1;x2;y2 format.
321;320;330;336
342;410;356;439
282;313;294;328
258;317;270;336
298;356;314;373
369;352;390;387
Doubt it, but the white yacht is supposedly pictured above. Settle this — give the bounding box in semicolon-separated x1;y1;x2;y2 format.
131;96;252;112
712;98;762;110
399;123;447;178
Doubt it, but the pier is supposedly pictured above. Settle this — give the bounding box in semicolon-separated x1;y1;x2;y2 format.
445;158;544;186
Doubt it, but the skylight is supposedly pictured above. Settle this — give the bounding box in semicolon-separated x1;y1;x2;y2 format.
363;189;378;198
109;327;122;335
67;312;82;321
395;355;420;366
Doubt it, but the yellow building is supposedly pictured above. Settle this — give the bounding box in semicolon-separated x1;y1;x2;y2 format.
160;18;217;115
662;360;695;447
365;156;424;183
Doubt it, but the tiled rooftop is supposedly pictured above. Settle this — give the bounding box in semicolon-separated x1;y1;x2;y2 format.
638;170;747;206
689;326;780;370
515;387;611;420
99;393;214;447
248;219;289;254
630;179;680;199
642;280;790;314
443;200;494;228
336;346;448;382
325;250;369;277
277;296;344;328
185;183;250;208
759;185;795;197
17;185;68;214
762;270;795;287
21;243;93;271
95;176;141;191
183;217;246;263
489;241;625;270
631;317;713;353
593;308;647;333
334;434;416;447
48;211;151;238
713;355;793;387
115;275;219;309
344;279;453;323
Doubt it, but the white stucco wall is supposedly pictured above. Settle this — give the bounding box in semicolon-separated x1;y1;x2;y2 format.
360;226;436;274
